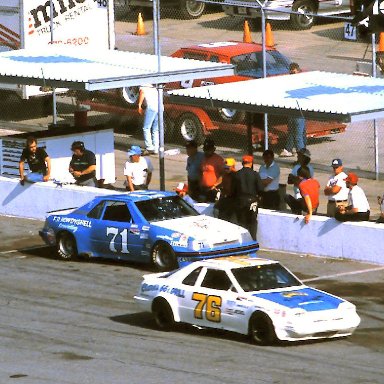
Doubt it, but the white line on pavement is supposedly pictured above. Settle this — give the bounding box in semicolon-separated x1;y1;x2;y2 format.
302;266;384;282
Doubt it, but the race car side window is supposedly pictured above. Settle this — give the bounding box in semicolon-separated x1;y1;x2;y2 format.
87;201;106;219
201;269;232;291
183;52;208;61
182;266;203;286
102;202;132;223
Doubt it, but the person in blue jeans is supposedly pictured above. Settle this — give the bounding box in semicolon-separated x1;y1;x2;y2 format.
280;63;306;157
138;84;159;155
19;136;51;184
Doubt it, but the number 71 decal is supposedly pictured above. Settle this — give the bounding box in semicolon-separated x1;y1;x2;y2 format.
192;292;222;323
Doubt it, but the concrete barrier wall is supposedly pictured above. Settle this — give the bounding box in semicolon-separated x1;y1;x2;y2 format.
257;209;384;265
0;176;124;220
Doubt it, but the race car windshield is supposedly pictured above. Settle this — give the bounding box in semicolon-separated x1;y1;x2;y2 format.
231;264;301;292
231;51;291;78
135;196;199;222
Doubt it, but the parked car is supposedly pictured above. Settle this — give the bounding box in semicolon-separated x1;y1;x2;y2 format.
39;191;259;271
134;256;361;345
222;0;351;30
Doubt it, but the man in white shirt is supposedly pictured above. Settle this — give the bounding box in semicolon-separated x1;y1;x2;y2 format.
335;172;370;222
138;84;159;155
259;149;280;209
324;158;349;217
124;145;154;191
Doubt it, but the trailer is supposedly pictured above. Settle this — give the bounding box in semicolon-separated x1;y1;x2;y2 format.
0;0;115;104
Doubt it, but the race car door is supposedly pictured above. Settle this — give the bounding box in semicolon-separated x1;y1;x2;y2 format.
178;267;241;330
88;200;148;261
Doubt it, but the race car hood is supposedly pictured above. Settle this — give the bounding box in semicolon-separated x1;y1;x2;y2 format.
252;287;345;312
152;215;251;244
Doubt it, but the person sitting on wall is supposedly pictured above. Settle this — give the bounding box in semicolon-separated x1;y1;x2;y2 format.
124;145;153;191
19;136;51;185
335;173;370;222
69;141;97;187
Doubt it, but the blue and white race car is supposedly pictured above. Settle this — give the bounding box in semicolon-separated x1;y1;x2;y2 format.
39;191;258;270
134;256;360;344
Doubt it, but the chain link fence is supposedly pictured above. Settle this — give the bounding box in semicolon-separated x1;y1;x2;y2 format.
0;3;383;188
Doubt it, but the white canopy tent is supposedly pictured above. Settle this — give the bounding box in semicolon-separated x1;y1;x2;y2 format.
167;71;384;123
0;47;234;90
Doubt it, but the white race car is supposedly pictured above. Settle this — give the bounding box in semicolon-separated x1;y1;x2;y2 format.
134;256;360;345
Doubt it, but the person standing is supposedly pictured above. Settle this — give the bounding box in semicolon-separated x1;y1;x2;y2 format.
19;136;51;184
280;63;306;157
185;140;204;200
216;157;237;222
69;141;97;187
199;138;224;202
259;149;280;209
324;158;349;217
335;173;370;222
124;145;153;191
138;84;159;155
233;155;262;239
286;166;320;223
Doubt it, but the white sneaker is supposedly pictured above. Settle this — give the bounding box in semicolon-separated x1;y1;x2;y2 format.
279;149;293;157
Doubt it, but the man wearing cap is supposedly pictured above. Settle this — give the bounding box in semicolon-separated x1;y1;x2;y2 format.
185;140;204;200
233;155;262;239
199;138;224;202
286;148;314;210
286;166;320;223
216;158;237;222
324;158;349;217
69;141;97;187
259;149;280;210
335;173;370;222
124;145;153;191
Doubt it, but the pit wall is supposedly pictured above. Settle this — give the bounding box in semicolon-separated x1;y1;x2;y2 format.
0;176;124;220
257;209;384;265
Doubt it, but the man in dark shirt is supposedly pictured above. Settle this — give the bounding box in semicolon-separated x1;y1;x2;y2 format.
233;155;262;240
69;141;97;187
19;136;51;184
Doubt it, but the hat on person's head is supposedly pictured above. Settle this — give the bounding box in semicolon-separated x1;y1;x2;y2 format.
298;148;311;158
203;138;215;150
71;141;85;151
175;182;188;193
127;145;142;157
344;172;358;185
185;140;198;149
224;158;236;168
331;158;342;168
242;154;253;164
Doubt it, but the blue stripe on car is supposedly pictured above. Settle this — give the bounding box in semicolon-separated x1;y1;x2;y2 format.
253;287;344;311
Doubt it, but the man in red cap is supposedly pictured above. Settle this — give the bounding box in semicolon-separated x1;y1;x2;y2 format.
335;172;370;222
233;154;262;239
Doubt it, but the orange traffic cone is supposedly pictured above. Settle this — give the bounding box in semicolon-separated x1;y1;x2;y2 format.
379;32;384;52
265;22;275;47
243;20;252;43
134;12;147;36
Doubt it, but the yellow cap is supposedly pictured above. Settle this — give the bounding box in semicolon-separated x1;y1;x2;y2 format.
225;158;236;167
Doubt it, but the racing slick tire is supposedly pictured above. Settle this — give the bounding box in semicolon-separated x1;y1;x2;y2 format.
179;0;206;19
151;242;178;271
57;232;78;261
176;112;204;144
120;86;140;105
290;0;317;30
152;299;175;331
249;312;277;346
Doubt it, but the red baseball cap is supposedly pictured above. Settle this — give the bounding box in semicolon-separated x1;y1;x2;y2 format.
242;155;253;164
344;172;358;185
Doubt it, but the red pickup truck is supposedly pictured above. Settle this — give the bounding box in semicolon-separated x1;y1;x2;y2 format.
81;41;345;146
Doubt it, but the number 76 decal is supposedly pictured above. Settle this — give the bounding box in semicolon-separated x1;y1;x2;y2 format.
192;292;222;323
